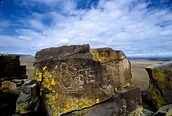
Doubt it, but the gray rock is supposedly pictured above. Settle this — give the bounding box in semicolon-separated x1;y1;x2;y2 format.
16;80;40;114
154;104;172;116
143;109;155;116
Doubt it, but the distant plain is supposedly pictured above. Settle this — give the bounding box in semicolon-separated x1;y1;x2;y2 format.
20;57;168;90
130;59;166;90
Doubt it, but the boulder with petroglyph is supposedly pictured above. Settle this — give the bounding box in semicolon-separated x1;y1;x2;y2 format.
34;44;132;115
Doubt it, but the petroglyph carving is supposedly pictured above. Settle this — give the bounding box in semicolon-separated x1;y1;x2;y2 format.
53;62;97;93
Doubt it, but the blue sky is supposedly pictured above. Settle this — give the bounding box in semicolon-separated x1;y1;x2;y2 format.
0;0;172;57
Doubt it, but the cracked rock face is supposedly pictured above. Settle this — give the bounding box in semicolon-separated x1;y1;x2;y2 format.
34;44;132;116
146;61;172;109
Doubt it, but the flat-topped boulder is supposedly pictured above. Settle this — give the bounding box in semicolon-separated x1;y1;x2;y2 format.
0;55;27;80
146;61;172;109
34;44;132;116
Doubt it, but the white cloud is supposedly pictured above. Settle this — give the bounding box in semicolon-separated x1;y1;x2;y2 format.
1;0;172;57
28;19;45;30
160;30;172;36
59;38;70;44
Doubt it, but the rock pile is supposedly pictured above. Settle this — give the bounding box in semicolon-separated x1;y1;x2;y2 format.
0;55;27;116
0;45;149;116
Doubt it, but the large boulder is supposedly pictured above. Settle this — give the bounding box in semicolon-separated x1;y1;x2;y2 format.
34;44;132;116
146;61;172;109
0;55;27;81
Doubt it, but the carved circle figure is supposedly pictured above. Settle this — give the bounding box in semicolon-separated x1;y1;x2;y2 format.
59;63;75;92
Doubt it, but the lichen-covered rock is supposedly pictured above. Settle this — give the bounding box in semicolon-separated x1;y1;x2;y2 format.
89;48;132;89
62;86;143;116
16;80;40;115
154;104;172;116
146;61;172;109
142;109;155;116
141;90;157;111
34;44;132;116
0;81;17;93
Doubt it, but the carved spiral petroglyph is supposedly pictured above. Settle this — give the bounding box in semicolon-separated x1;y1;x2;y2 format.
56;62;96;93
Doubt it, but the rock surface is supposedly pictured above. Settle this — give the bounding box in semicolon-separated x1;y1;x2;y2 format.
62;86;143;116
154;104;172;116
34;44;133;116
146;61;172;109
0;55;28;116
16;80;40;115
0;55;27;80
0;90;19;116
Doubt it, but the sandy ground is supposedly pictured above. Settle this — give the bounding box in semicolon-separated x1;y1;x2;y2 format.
20;57;35;79
20;57;166;90
130;59;166;90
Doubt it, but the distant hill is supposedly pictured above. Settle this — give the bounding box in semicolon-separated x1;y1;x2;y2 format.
0;53;34;58
128;56;172;61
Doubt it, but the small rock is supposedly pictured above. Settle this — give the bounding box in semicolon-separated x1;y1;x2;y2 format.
16;80;40;115
142;109;155;116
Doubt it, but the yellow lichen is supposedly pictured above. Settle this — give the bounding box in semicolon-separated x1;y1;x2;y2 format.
129;106;144;116
45;92;101;116
89;49;103;62
117;82;132;90
42;66;47;71
148;84;165;108
89;49;114;63
16;102;29;114
148;68;171;108
34;67;42;81
96;98;100;103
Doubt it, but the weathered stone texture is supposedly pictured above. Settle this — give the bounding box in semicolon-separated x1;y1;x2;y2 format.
34;44;132;116
154;104;172;116
16;80;40;115
89;48;132;89
146;61;172;109
62;86;143;116
0;55;27;80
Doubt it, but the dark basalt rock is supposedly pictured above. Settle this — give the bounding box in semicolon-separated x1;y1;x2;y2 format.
62;86;143;116
16;80;40;115
35;44;91;61
146;61;172;109
34;44;133;115
0;45;139;116
141;90;158;112
0;90;19;116
0;55;27;80
0;54;28;116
